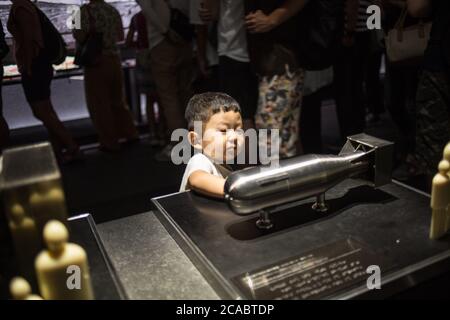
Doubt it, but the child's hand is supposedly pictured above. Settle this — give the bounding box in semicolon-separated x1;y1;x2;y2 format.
188;170;226;199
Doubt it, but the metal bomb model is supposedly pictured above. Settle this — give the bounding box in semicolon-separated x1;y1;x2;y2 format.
224;134;394;229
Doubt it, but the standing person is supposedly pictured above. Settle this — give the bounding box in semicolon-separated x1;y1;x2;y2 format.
199;0;258;130
381;0;421;164
408;0;450;181
245;0;310;158
0;21;9;151
190;0;220;93
333;0;376;141
364;30;384;124
126;10;165;147
7;0;80;162
74;0;139;153
300;68;334;154
137;0;194;161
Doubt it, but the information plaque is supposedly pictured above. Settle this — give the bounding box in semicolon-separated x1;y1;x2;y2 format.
233;239;391;300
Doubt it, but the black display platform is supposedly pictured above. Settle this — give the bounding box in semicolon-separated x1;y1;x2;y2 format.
152;179;450;300
68;214;127;300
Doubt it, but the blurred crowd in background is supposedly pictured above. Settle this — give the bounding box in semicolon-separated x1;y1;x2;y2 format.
0;0;448;189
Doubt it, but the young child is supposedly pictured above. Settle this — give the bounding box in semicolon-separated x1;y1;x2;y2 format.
180;92;244;198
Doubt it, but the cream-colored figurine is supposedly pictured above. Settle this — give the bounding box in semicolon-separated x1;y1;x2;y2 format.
430;160;450;239
10;277;43;300
29;187;68;234
35;220;94;300
8;203;41;280
444;142;450;230
444;142;450;163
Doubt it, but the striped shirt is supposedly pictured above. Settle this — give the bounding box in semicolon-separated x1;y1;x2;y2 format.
355;0;372;32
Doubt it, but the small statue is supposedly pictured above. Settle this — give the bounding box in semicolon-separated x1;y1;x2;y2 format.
443;142;450;230
8;203;41;282
444;142;450;164
29;187;68;236
35;220;94;300
10;277;43;300
430;160;450;239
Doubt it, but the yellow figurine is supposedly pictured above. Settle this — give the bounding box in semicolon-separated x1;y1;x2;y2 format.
444;142;450;230
430;160;450;239
10;277;43;300
444;142;450;163
35;220;94;300
29;187;68;234
8;203;41;280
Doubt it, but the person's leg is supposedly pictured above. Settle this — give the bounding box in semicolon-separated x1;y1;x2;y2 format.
0;66;9;151
414;70;450;179
219;56;257;128
150;39;186;140
108;55;139;142
23;59;78;154
146;93;157;136
0;112;8;150
84;58;120;150
386;64;408;132
301;91;323;154
333;46;354;141
350;32;369;134
386;64;419;159
255;69;304;159
365;50;383;118
176;41;194;120
30;99;78;152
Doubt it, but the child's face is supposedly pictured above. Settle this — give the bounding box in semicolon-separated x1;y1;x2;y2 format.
200;110;244;163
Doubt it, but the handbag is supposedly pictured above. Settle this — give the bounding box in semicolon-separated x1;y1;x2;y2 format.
74;6;103;67
34;4;67;65
385;9;432;66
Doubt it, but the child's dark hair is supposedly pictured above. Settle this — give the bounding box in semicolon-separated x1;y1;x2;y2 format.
185;92;241;130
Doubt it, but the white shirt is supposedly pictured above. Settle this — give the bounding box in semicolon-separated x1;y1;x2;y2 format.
190;0;219;66
137;0;191;51
218;0;249;62
179;153;224;192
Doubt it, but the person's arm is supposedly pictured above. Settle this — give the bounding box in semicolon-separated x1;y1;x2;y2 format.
198;0;220;23
188;170;225;199
137;0;170;34
245;0;310;33
125;16;137;48
191;0;210;77
406;0;431;17
73;6;88;44
195;24;209;78
340;0;358;47
115;10;125;42
345;0;359;33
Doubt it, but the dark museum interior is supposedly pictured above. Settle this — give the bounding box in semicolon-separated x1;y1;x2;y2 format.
0;0;449;301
